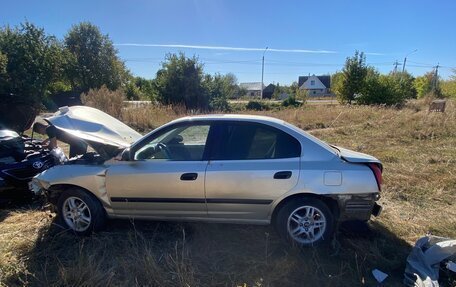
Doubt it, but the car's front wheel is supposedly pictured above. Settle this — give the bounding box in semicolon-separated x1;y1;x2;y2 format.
275;198;334;246
57;188;106;235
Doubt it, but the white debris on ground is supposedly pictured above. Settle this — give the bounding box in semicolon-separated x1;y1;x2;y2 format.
404;235;456;287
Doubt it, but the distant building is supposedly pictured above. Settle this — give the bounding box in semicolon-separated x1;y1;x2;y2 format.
298;75;331;96
262;84;276;99
239;82;265;98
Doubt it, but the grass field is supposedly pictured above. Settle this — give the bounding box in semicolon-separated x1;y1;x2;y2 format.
1;100;455;286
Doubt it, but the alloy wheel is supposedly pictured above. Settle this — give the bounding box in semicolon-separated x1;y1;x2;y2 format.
62;196;92;232
287;205;327;244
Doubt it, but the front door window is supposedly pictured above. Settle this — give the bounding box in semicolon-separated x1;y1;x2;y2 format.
134;125;210;161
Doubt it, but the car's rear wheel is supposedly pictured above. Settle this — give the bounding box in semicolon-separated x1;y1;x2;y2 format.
275;198;334;246
57;188;106;235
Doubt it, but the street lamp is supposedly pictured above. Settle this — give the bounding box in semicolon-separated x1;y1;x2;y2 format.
402;49;418;73
261;47;268;99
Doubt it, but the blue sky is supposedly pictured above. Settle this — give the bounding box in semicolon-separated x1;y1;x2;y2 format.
1;0;455;85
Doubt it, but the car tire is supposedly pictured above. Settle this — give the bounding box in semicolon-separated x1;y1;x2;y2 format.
57;188;106;236
275;197;334;247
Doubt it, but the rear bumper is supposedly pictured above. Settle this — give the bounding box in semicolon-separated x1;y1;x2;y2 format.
371;202;382;217
331;193;381;221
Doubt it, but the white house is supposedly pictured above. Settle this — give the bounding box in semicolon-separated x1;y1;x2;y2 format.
298;75;331;96
239;82;265;98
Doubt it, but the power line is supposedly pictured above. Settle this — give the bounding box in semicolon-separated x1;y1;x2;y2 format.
123;57;456;76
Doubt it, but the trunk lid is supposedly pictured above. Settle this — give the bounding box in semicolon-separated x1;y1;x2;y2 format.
333;145;383;191
333;145;382;166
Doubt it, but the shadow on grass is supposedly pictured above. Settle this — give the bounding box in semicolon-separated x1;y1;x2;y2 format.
5;210;413;287
0;194;42;222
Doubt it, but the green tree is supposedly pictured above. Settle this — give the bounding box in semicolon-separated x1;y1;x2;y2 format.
0;22;62;107
155;53;207;110
125;81;142;100
289;81;300;97
358;71;416;106
272;83;280;99
134;76;155;100
0;52;6;76
64;22;128;92
331;71;343;97
394;72;417;100
414;72;434;98
204;73;238;111
441;71;456;98
335;51;368;104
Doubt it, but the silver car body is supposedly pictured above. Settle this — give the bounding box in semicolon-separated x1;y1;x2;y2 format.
31;109;381;224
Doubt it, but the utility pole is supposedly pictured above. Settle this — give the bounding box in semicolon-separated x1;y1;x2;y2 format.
261;47;268;99
402;49;418;73
432;63;440;93
393;60;399;74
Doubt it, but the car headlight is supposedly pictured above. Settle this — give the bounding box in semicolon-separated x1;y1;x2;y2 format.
51;147;68;164
28;179;43;195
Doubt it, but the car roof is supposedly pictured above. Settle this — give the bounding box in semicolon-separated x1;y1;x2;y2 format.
169;114;287;125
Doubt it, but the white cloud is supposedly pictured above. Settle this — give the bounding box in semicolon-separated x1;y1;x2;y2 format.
114;43;337;54
365;52;385;56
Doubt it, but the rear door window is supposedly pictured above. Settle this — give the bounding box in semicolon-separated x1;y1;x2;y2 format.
211;122;301;160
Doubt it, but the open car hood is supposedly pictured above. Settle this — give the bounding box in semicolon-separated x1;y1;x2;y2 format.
45;106;142;156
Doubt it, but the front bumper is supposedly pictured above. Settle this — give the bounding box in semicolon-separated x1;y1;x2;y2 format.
28;178;44;195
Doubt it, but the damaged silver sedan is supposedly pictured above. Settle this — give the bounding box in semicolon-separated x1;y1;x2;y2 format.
30;106;382;246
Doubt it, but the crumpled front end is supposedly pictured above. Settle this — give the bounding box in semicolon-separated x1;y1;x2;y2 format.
30;164;112;212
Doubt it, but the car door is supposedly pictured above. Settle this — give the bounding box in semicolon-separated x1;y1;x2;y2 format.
106;123;212;219
205;121;301;221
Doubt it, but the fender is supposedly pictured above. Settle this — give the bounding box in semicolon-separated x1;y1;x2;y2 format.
32;164;111;209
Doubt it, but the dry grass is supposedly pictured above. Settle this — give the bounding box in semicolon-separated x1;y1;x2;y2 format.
1;99;455;286
81;86;125;119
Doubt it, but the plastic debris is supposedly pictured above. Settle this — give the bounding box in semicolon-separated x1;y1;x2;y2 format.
404;235;456;287
372;268;388;283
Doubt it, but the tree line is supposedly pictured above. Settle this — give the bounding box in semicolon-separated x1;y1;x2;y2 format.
0;22;240;113
332;51;456;105
1;21;455;116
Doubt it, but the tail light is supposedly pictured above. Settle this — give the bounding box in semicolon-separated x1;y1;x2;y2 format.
368;163;382;191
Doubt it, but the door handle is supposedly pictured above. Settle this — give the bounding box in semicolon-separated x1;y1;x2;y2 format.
180;173;198;181
274;171;292;179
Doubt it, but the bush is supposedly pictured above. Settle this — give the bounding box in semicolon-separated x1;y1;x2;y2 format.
441;79;456;99
282;96;302;108
81;85;125;118
246;101;269;111
357;72;416;106
209;96;230;112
